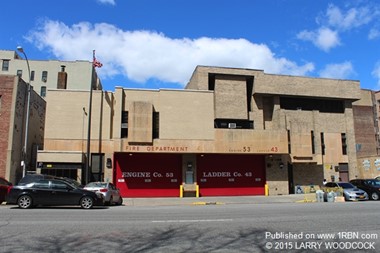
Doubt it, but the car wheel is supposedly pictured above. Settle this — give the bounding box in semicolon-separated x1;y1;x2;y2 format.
18;195;33;209
80;196;94;209
117;197;123;205
107;196;113;206
371;192;379;201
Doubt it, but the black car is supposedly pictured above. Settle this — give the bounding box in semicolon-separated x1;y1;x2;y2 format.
7;178;104;209
350;179;380;200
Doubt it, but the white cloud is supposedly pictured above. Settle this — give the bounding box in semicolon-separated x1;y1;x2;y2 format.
299;3;380;51
372;62;380;89
369;28;380;40
319;61;355;79
323;4;373;31
27;20;314;87
96;0;115;5
297;27;340;52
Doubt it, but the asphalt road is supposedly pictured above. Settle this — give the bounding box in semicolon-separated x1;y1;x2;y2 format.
1;201;379;253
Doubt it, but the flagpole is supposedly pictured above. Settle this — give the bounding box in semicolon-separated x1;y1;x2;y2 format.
85;63;93;185
85;50;102;184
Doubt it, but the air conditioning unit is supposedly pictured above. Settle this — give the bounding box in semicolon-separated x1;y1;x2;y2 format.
228;123;237;129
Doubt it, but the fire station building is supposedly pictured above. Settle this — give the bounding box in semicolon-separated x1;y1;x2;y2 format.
36;66;362;197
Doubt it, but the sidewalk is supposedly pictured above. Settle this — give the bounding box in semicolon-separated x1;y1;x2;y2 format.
122;193;317;206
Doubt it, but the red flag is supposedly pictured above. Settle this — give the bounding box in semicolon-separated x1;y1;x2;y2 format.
92;50;103;68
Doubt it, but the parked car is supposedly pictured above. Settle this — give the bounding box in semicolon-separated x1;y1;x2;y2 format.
375;176;380;181
322;182;368;201
84;182;123;206
0;177;12;204
7;178;104;209
350;179;380;200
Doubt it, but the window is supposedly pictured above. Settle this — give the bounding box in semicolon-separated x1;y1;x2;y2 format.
42;71;48;82
121;111;128;138
30;71;35;81
40;86;47;97
2;60;9;71
311;131;315;154
33;180;50;189
153;111;159;139
214;119;254;129
321;133;325;155
51;180;70;190
341;133;347;155
280;97;344;113
17;70;22;78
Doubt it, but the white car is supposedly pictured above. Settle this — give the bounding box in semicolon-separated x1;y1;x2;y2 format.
84;182;123;206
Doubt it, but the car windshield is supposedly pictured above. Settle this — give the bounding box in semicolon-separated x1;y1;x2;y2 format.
85;182;107;188
336;183;355;189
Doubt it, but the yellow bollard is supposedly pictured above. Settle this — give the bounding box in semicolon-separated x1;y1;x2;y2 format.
265;184;269;196
180;185;183;198
196;184;199;198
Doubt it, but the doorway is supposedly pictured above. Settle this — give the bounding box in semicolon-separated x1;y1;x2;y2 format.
288;163;294;194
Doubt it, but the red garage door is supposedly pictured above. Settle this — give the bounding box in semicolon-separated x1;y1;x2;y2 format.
197;154;265;196
114;153;182;197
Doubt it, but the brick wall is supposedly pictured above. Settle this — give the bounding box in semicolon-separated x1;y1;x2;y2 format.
353;105;377;157
0;75;15;178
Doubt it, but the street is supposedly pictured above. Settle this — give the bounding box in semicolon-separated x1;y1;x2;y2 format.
1;201;379;253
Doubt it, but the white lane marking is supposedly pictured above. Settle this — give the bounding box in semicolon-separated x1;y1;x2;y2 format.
152;219;233;223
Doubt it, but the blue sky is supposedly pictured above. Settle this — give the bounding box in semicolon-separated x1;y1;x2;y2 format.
2;0;380;91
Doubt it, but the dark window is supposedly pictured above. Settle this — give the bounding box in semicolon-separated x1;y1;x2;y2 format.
17;70;22;78
40;86;47;97
311;131;315;154
42;71;48;82
341;133;347;155
280;97;344;113
30;71;35;81
214;119;254;129
321;132;325;155
51;180;70;190
153;111;159;139
121;111;128;138
33;180;50;189
2;60;9;71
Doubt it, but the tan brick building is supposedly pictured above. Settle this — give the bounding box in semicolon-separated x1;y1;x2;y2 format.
0;49;101;184
36;66;363;197
353;89;380;179
0;75;45;183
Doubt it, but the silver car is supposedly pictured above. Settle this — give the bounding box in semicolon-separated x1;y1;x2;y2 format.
324;182;368;201
84;182;123;206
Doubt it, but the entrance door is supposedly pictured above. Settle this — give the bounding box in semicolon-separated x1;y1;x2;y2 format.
339;164;349;182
